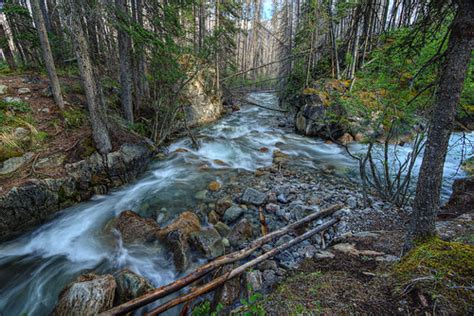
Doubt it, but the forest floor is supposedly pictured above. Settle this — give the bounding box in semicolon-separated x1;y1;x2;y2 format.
0;73;139;194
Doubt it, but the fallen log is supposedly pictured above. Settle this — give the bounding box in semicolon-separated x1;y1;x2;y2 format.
237;97;289;113
146;218;339;315
101;204;343;315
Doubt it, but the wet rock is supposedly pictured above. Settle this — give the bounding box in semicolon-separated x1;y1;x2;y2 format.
228;218;254;247
241;188;266;205
214;221;231;237
347;196;357;209
114;269;154;304
0;84;8;94
194;190;207;200
165;229;191;272
272;150;290;164
158;211;201;239
0;152;34;175
277;193;289;204
52;273;116;316
213;265;241;306
216;196;233;215
208;181;221;192
115;210;160;244
190;227;224;258
223;205;244;223
17;87;31;94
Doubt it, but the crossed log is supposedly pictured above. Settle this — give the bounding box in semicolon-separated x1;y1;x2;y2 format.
101;204;343;315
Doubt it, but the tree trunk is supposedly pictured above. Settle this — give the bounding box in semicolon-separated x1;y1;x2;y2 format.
65;0;112;155
0;21;16;70
116;0;134;123
405;0;474;251
30;0;64;110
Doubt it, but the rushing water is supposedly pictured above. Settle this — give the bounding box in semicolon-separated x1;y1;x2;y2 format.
0;93;472;315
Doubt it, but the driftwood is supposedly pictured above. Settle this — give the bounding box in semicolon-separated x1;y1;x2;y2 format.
101;204;343;315
146;218;339;315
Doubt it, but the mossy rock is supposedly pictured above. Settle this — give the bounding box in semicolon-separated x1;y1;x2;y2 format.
394;237;474;314
462;157;474;176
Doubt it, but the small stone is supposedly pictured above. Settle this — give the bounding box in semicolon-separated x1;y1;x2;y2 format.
216;197;233;215
228;218;254;248
223;205;244;223
244;270;263;293
208;210;220;224
222;238;230;247
314;250;335;259
41;86;53;97
241;188;266;205
258;260;278;271
347;197;357;209
114;270;154;304
208;181;221;192
265;203;280;212
17;87;31;94
275;235;292;247
214;221;231;237
301;245;317;258
194;190;207;200
277;193;288;204
375;254;400;262
35;153;66;169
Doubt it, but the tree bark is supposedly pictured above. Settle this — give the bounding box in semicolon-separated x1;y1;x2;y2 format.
30;0;64;110
116;0;134;123
405;0;474;251
65;0;112;155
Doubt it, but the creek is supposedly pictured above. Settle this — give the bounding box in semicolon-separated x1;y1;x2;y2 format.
0;93;471;315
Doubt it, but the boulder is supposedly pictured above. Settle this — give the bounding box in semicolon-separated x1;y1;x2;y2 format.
223;205;244;223
244;270;263;293
228;218;254;248
294;93;347;140
442;177;474;217
337;133;354;145
190;227;224;258
241;188;266;205
158;212;201;272
114;210;160;244
0;152;34;175
114;269;154;304
52;273;116;316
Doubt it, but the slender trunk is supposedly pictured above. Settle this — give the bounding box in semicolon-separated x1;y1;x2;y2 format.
0;22;16;70
405;0;474;251
65;0;112;154
116;0;134;123
328;0;340;79
30;0;64;110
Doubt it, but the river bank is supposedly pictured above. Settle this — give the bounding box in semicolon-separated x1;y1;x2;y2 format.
0;93;472;315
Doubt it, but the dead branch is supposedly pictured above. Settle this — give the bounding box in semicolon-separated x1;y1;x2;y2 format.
146;218;339;315
236;97;288;113
101;204;343;315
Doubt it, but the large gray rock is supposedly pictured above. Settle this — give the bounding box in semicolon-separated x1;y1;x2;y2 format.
114;269;154;304
17;87;31;94
223;205;244;223
52;274;116;316
241;188;266;205
442;177;474;217
190;227;224;258
0;152;34;175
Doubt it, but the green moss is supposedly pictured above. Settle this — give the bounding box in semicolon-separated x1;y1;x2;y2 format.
62;82;84;95
461;157;474;176
63;108;86;129
394;237;474;314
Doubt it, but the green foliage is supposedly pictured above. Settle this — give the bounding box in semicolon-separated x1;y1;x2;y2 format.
63;108;86;129
191;300;223;316
240;290;266;316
